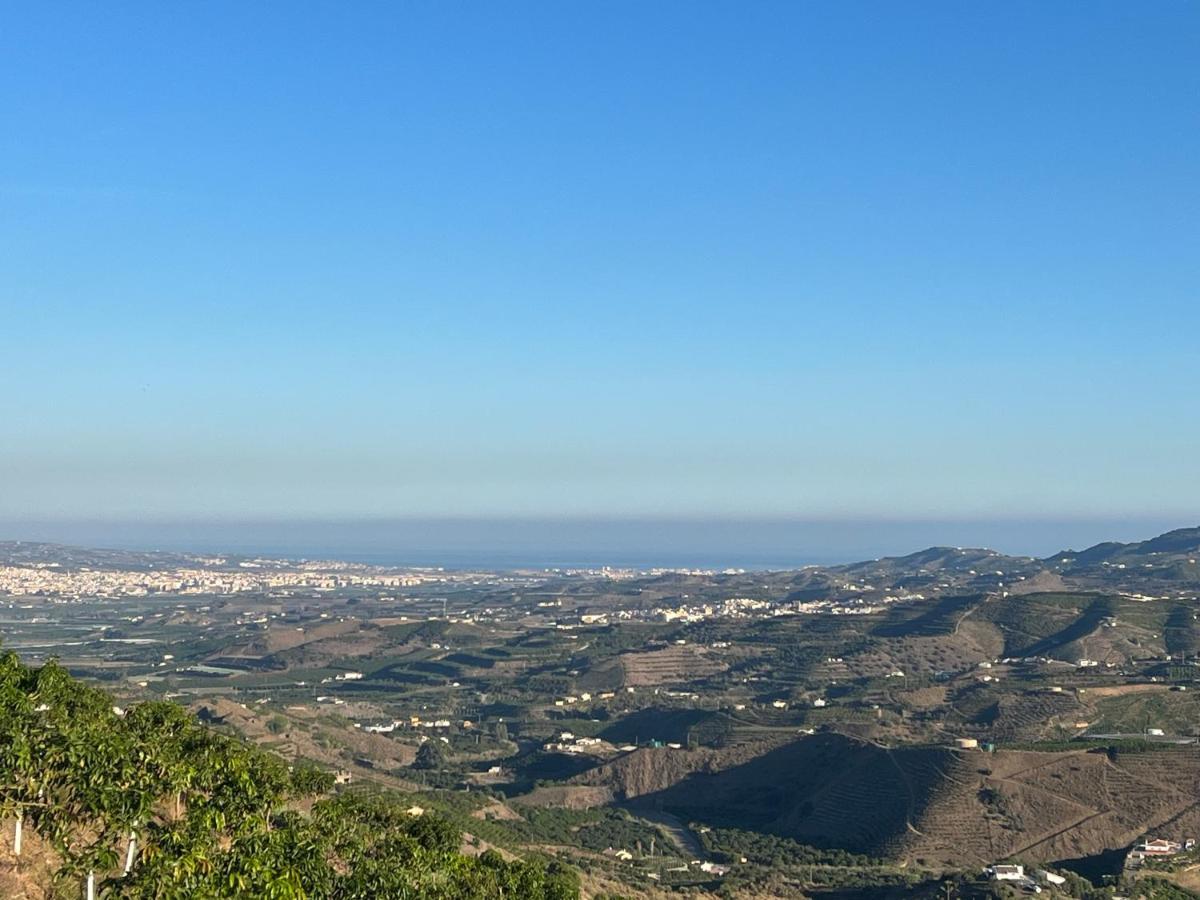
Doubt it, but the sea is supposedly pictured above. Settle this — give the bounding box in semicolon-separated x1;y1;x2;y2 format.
0;517;1183;572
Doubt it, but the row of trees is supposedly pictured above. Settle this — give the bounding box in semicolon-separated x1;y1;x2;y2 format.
0;651;579;898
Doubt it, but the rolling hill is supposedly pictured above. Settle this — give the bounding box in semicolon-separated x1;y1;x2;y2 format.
570;732;1200;869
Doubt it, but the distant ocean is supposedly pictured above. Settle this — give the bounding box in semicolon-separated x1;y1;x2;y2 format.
0;517;1185;571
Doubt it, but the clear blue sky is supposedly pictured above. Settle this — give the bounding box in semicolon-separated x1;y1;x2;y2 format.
2;2;1198;525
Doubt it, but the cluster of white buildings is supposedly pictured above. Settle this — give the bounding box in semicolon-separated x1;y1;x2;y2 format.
0;561;431;600
792;596;888;615
542;731;610;754
320;672;364;683
555;689;624;706
1128;837;1196;864
592;596;778;625
356;715;464;733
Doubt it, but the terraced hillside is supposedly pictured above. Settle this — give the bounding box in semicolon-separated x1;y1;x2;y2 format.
1049;527;1200;591
619;644;726;687
569;733;1200;867
790;590;1188;690
866;591;1184;669
958;689;1084;743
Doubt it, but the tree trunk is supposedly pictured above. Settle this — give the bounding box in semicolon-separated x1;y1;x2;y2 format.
124;830;137;875
86;870;95;900
13;813;22;857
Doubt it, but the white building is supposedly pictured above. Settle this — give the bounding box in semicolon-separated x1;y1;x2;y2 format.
986;864;1024;882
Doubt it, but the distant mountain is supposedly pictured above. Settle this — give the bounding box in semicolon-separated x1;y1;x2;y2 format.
1140;526;1200;554
1048;526;1200;562
838;526;1200;578
0;540;206;571
837;545;1035;576
1044;526;1200;585
826;526;1200;593
1048;541;1128;566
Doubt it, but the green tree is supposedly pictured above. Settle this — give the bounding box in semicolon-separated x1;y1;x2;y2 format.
412;739;448;770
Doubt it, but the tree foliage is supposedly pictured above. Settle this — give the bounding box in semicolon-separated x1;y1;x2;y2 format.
0;651;579;899
412;739;448;771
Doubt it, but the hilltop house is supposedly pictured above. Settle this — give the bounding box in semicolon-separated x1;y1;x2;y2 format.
986;864;1024;881
1126;838;1195;865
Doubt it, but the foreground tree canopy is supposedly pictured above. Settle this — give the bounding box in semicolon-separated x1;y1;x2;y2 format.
0;651;579;899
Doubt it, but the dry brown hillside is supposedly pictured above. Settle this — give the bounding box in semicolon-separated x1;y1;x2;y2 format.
569;733;1200;867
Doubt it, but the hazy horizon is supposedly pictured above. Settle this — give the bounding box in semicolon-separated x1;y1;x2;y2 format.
1;516;1191;570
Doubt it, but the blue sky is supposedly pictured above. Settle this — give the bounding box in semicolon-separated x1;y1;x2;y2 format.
2;2;1198;525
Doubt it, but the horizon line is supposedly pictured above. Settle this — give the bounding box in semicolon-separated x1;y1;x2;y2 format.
1;514;1193;525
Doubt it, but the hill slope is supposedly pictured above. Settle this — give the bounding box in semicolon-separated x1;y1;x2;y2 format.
0;652;579;899
572;733;1200;867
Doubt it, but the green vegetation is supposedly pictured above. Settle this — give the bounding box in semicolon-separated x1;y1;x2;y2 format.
1091;690;1200;736
698;826;880;867
503;807;665;855
412;739;450;770
0;651;579;899
1132;876;1200;899
998;738;1186;753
